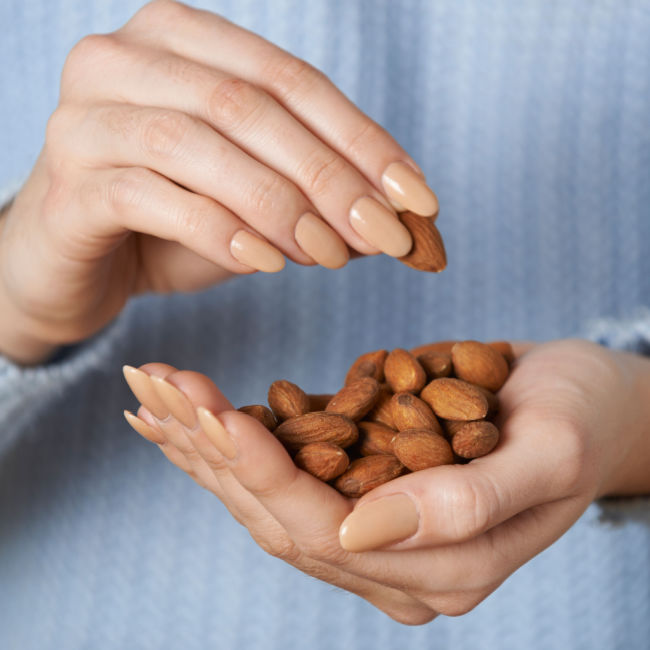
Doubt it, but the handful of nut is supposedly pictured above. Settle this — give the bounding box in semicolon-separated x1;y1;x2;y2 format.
238;340;514;498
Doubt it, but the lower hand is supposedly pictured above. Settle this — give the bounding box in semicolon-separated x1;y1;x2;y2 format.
122;339;650;623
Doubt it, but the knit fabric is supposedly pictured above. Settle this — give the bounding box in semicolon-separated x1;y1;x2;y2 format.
1;1;649;648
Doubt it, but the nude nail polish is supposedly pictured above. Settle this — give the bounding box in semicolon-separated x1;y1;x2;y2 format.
339;493;419;552
123;409;166;444
197;407;237;459
122;366;170;420
294;213;350;269
149;376;198;429
349;197;413;257
382;161;439;217
230;230;286;273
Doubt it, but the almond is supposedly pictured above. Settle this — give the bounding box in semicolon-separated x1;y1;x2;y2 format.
488;340;515;365
238;404;277;431
410;340;458;357
417;351;453;379
307;393;335;412
391;392;443;435
344;349;388;385
420;378;489;421
398;212;447;273
451;421;500;458
365;383;397;428
392;428;454;471
274;412;358;451
440;418;466;439
268;380;310;421
334;455;404;498
294;442;349;481
475;385;499;418
384;348;427;394
357;421;398;456
326;377;380;421
451;340;509;392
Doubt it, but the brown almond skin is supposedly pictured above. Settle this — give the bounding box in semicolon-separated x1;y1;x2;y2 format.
475;385;500;419
488;340;515;365
391;392;443;436
451;421;500;459
357;421;398;456
238;404;277;431
384;348;427;394
326;377;380;421
268;380;310;421
440;418;466;439
294;442;349;481
417;351;453;379
392;429;454;471
410;340;458;357
308;394;335;412
274;412;358;451
451;341;510;392
334;455;404;498
398;212;447;272
345;349;388;386
365;383;396;428
420;378;489;421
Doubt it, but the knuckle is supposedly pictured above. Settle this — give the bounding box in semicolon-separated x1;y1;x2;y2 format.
62;34;122;89
440;476;495;541
106;167;153;212
173;200;214;239
382;603;437;626
247;173;298;218
207;78;266;131
130;0;189;28
252;531;302;563
342;119;386;159
299;535;349;566
426;592;483;617
299;151;349;197
265;55;326;98
140;110;194;157
44;106;75;152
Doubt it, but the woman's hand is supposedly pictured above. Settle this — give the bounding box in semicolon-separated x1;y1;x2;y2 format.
0;0;437;364
121;339;650;624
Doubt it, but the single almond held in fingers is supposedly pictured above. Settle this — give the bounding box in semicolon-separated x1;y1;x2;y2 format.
268;379;311;421
451;421;500;458
392;429;454;471
384;348;427;394
391;392;443;435
334;455;404;498
451;341;509;392
238;404;277;431
326;377;380;421
273;412;358;451
397;212;447;273
345;349;388;385
357;421;398;456
420;378;489;421
294;442;350;481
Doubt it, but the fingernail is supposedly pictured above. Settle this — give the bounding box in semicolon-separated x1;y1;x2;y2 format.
339;493;419;552
294;213;349;269
382;162;439;217
349;197;413;257
196;407;237;459
150;376;197;429
123;409;166;444
230;230;286;273
122;365;170;420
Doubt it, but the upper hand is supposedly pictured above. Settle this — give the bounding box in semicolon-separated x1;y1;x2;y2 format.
0;0;437;362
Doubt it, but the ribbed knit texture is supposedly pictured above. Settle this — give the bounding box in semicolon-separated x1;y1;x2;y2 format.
1;1;649;648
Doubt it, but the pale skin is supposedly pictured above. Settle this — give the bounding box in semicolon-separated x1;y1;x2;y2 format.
1;0;649;625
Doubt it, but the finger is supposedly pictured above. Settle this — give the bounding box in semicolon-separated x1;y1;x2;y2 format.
72;165;285;274
69;44;410;257
122;2;439;217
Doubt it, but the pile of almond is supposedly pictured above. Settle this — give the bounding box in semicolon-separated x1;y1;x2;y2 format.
238;340;513;498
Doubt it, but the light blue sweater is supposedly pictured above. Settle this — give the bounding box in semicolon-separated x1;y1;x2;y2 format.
1;1;649;648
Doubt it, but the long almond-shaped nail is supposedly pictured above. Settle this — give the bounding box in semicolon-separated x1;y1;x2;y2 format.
382;162;439;217
339;493;419;552
122;365;170;420
230;230;285;273
197;407;237;459
349;197;413;257
124;409;166;444
150;376;197;429
295;213;349;269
